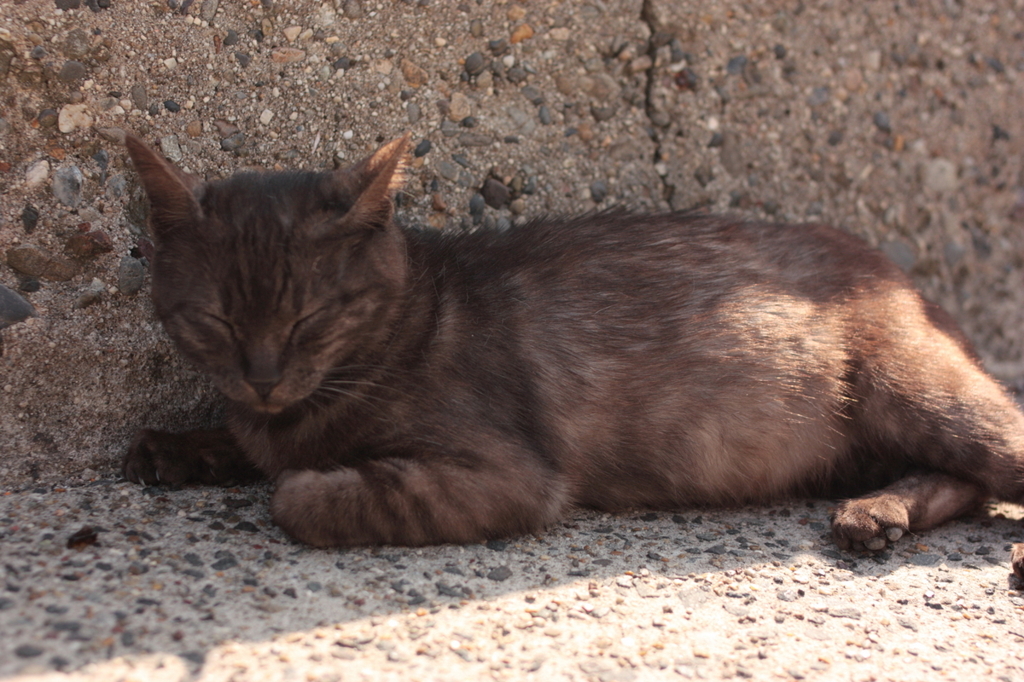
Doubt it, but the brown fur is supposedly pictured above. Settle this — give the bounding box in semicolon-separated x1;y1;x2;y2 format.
123;135;1024;560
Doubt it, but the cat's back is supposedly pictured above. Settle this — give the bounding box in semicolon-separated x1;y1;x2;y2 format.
408;211;906;310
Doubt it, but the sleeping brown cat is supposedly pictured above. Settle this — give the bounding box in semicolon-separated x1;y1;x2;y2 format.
122;134;1024;575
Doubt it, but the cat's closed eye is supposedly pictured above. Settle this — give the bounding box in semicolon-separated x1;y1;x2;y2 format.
288;310;326;346
201;312;235;337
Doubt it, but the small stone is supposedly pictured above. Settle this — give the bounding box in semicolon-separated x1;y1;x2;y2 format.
93;149;109;171
873;111;891;133
211;555;238;570
464;52;487;76
235;52;252;67
481;178;510;208
74;279;104;309
159;135;183;162
413;139;431;157
400;58;428;87
15;644;43;658
21;205;39;233
96;127;127;145
223;29;239;46
283;25;302;42
62;28;90;58
55;0;81;9
807;86;830;107
130;83;148;110
908;553;942;567
590;104;617;122
458;132;491;147
406;102;421;124
164;100;181;113
342;0;364;19
259;109;274;125
487;566;512;581
58;60;87;82
52;166;84;207
66;230;113;259
197;0;219;19
469;18;484;37
520;85;544;105
827;606;861;619
774;44;787;59
449;92;472;122
0;284;36;330
589;180;608;203
186;120;203;138
30;45;47;59
106;174;127;200
776;589;802;602
437;161;459;182
509;198;525;215
37;108;59;129
510;23;533;44
538;106;552;125
57;104;93;133
506;66;527;83
7;244;81;281
118;256;145;295
469;193;485;221
271;48;306;63
26;160;50;187
628;55;653;74
921;159;957;193
213;120;239;138
726;55;748;74
221;131;246;151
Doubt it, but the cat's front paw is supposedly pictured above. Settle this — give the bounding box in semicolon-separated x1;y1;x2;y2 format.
830;496;909;552
123;429;190;485
271;469;364;547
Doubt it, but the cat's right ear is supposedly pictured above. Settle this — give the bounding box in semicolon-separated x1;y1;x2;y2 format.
125;135;204;237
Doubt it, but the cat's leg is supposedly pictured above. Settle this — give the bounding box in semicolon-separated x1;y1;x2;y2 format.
270;448;569;547
831;472;985;550
1012;544;1024;580
123;428;263;486
830;305;1024;552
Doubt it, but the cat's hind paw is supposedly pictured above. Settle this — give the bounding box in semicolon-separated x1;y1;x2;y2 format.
830;496;910;552
1012;543;1024;581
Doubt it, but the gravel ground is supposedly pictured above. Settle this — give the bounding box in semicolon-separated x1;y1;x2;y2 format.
1;481;1023;681
2;0;1024;680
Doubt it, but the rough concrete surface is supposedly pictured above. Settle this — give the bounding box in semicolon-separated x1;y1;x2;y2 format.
1;0;1023;680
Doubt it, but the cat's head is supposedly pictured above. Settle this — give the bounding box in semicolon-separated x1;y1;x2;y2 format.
125;134;411;414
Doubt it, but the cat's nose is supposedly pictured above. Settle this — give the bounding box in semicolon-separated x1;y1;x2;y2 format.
247;378;279;399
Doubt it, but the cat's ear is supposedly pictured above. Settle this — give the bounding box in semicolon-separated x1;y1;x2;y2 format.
333;134;411;230
125;134;204;237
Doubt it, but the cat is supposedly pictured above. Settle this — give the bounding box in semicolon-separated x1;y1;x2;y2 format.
122;134;1024;576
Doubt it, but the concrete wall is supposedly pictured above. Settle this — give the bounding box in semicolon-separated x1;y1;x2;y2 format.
1;0;1022;485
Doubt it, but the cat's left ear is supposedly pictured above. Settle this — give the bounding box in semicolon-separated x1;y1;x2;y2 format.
125;134;204;239
334;134;411;230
